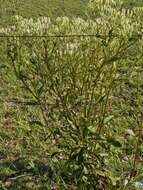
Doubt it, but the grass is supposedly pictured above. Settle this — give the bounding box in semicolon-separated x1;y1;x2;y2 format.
124;0;143;6
0;0;88;26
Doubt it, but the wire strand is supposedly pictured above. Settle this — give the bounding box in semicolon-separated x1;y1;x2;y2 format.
0;34;142;38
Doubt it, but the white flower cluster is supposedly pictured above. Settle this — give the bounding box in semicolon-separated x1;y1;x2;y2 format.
0;0;141;56
88;0;141;37
0;0;141;37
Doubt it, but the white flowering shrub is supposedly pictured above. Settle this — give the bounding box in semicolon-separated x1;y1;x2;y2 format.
0;0;143;189
0;0;141;37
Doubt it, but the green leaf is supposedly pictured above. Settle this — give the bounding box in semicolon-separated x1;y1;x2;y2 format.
37;84;44;96
104;115;114;124
29;120;44;126
82;175;88;183
107;138;122;148
67;118;77;130
109;175;120;186
88;125;96;133
78;147;84;164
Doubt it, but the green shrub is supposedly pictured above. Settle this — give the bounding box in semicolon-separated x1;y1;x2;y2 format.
0;0;143;189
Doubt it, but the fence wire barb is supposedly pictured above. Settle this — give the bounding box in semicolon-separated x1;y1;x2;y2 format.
0;34;143;38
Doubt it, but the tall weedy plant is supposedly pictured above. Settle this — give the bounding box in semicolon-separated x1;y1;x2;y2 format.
1;0;143;189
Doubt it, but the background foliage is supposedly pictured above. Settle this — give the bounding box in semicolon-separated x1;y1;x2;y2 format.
0;0;143;26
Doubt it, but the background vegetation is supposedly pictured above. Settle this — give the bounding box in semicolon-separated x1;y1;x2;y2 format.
1;0;143;26
0;0;88;26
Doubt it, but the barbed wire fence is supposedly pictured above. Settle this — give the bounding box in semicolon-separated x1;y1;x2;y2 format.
0;33;143;38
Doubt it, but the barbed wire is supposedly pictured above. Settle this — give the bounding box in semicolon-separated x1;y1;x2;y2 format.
0;34;142;38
